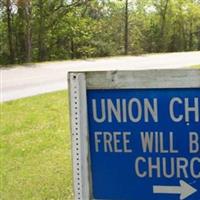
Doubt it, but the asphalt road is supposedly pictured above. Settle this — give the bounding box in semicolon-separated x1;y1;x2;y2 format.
1;51;200;102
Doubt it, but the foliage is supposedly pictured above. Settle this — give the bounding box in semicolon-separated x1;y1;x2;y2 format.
0;91;73;199
0;0;200;65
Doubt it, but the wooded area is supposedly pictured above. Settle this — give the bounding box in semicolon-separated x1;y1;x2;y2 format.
0;0;200;65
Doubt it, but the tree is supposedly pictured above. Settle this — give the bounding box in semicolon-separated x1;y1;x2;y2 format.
5;0;14;63
124;0;129;55
1;0;200;65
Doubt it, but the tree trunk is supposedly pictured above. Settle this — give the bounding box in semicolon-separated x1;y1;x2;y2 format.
158;0;169;52
16;0;32;63
124;0;128;55
189;21;193;51
198;28;200;50
38;0;46;61
6;0;14;63
25;0;32;62
71;38;75;59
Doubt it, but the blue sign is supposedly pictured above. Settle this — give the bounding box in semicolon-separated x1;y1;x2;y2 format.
87;88;200;200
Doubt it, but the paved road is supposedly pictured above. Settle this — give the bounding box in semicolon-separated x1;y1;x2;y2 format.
1;51;200;102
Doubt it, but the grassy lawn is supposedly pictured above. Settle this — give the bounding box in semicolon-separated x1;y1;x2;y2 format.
0;91;73;200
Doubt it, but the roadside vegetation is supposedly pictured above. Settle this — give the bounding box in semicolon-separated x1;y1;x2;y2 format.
0;91;73;200
1;0;200;65
192;64;200;68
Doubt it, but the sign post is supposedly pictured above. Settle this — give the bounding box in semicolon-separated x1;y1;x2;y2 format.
69;68;200;200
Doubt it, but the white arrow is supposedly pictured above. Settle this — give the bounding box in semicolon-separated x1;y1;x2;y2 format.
153;180;197;200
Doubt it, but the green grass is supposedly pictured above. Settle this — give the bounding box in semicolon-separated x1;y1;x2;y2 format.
0;91;73;200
